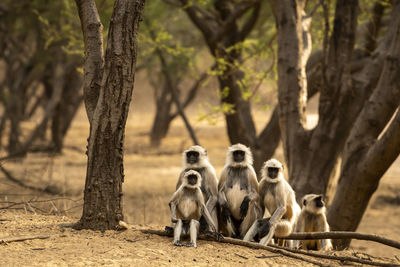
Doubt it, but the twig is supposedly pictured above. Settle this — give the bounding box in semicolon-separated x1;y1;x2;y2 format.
234;253;248;260
0;197;82;204
0;235;50;244
255;254;280;259
25;201;36;214
282;231;400;250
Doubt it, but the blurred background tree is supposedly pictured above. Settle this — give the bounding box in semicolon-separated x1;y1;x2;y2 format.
0;0;84;155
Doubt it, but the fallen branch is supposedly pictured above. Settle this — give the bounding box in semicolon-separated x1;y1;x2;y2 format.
141;229;399;267
0;235;50;244
282;231;400;250
141;229;330;266
269;244;399;267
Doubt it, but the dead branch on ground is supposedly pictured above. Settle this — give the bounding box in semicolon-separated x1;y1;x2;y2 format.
269;244;399;267
141;229;399;267
282;231;400;250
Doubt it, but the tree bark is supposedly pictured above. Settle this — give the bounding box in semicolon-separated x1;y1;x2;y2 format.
270;0;308;177
74;0;145;231
272;0;361;202
76;0;104;123
328;1;400;249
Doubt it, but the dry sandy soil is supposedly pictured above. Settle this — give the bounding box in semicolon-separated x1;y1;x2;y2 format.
0;211;348;267
0;80;399;266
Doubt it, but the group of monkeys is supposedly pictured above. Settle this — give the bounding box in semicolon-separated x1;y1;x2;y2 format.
169;144;332;250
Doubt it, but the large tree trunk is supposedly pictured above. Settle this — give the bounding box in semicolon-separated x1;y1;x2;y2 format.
272;0;400;250
272;0;361;201
328;1;400;249
74;0;145;230
218;66;256;146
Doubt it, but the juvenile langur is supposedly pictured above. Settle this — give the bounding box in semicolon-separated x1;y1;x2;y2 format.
218;144;261;238
294;194;332;250
176;145;219;232
169;170;217;247
244;159;300;247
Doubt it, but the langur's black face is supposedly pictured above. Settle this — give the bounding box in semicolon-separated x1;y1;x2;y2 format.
187;174;198;185
314;196;324;208
186;151;199;164
267;167;280;179
233;150;245;163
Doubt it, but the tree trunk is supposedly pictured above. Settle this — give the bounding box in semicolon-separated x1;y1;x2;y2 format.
74;0;145;230
272;0;361;201
149;84;173;147
328;2;400;249
51;64;83;153
218;66;256;146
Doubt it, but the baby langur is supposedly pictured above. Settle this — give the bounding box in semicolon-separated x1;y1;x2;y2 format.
294;194;332;250
244;159;300;247
169;170;217;248
218;144;261;238
177;145;219;232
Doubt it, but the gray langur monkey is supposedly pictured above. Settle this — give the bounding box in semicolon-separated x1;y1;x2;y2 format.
169;170;217;247
176;145;219;232
294;194;332;250
244;159;300;246
218;143;261;238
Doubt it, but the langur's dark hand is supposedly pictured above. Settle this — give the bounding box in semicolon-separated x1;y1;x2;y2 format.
240;196;250;218
221;204;231;223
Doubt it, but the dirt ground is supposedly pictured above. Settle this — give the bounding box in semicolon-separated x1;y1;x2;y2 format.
0;211;349;267
0;78;399;266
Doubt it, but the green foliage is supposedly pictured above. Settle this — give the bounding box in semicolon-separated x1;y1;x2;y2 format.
139;0;204;92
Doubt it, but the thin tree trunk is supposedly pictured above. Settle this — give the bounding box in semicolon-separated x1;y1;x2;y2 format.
155;43;200;146
51;65;83;153
76;0;104;123
74;0;145;230
150;85;173;147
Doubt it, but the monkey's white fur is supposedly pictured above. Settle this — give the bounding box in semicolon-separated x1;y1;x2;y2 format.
182;170;202;189
178;145;219;231
225;143;253;167
169;170;216;248
294;194;332;251
244;159;300;247
218;143;260;238
261;158;284;184
183;145;210;169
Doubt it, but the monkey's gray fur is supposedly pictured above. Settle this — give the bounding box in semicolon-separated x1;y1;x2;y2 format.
169;170;217;247
218;143;261;238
